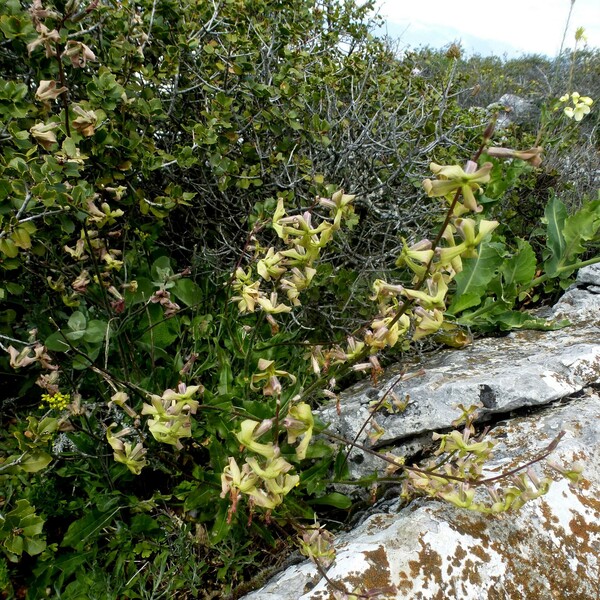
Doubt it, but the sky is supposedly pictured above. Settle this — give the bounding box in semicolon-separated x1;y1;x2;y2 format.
373;0;600;58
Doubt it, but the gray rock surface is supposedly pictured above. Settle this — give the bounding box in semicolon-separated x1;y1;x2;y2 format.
241;265;600;599
314;264;600;482
242;391;600;600
488;93;538;129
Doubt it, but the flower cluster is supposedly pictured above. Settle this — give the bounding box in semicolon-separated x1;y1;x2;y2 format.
106;425;147;475
40;391;70;411
231;190;355;331
141;383;202;449
309;159;502;379
8;343;56;371
220;401;314;518
298;522;336;568
559;92;593;121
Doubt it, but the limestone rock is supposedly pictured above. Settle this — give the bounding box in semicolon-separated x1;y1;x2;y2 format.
241;391;600;599
315;278;600;480
241;268;600;599
488;93;537;129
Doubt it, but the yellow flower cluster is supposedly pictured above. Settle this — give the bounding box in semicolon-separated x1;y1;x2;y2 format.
559;92;593;121
40;392;70;411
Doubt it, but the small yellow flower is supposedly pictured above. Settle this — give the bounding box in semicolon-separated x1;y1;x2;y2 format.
40;392;70;411
562;92;594;121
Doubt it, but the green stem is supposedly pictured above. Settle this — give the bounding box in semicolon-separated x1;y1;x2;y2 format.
525;255;600;292
299;124;496;404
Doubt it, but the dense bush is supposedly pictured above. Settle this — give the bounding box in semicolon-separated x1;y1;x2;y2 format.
0;0;598;598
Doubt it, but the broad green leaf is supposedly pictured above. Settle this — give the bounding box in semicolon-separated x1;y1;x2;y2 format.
446;291;481;315
456;297;505;329
44;332;71;352
125;277;154;305
68;311;87;332
139;319;179;350
209;502;232;545
22;537;46;556
83;320;109;344
182;486;216;512
558;200;600;276
10;226;31;249
4;535;23;556
72;343;100;370
300;457;333;494
5;282;23;295
151;256;173;285
20;513;45;537
130;515;161;535
500;238;537;300
447;242;504;315
61;506;120;550
216;347;233;395
19;450;52;473
65;329;86;342
0;238;18;258
172;278;202;307
308;492;352;509
49;552;91;581
491;311;569;331
542;195;568;277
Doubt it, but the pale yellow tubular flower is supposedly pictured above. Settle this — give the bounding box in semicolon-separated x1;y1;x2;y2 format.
438;226;463;275
272;197;287;239
106;425;148;475
247;487;281;509
413;307;444;340
30;122;59;150
246;455;294;479
424;162;492;214
402;272;448;310
309;345;325;374
283;402;314;459
235;419;278;459
263;472;300;496
344;336;365;362
395;238;434;278
102;253;124;271
231;280;261;313
256;292;292;314
220;457;259;497
370;279;404;304
364;314;410;350
485;146;543;168
280;245;318;267
35;80;68;101
279;266;316;305
251;358;297;396
27;23;60;57
454;218;499;257
256;247;287;281
71;105;98;137
61;41;96;68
